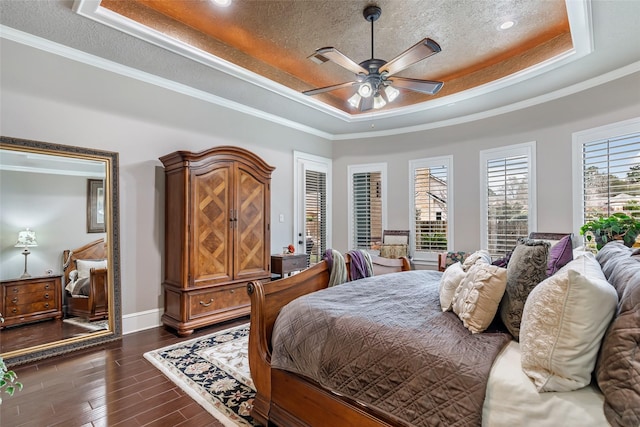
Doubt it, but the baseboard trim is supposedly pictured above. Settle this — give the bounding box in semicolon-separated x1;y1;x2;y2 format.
122;308;163;335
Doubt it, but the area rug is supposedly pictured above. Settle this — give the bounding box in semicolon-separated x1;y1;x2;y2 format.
62;317;109;331
143;323;257;427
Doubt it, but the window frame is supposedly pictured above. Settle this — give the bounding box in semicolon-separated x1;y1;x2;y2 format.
347;163;387;251
480;141;537;256
572;117;640;243
409;155;453;262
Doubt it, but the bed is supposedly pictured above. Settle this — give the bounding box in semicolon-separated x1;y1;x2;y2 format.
62;238;109;321
247;245;640;427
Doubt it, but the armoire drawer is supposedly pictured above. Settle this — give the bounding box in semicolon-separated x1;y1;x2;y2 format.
188;285;250;318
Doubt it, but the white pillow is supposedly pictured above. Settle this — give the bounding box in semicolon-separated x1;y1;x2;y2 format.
520;254;618;392
451;263;507;333
76;259;107;279
439;262;466;312
461;249;492;272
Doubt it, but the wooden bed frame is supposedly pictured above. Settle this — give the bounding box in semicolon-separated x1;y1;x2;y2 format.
62;238;109;321
247;255;411;426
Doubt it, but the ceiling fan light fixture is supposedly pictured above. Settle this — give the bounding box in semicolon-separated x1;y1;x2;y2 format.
358;82;373;98
383;85;400;102
373;93;387;109
348;92;362;108
302;5;443;112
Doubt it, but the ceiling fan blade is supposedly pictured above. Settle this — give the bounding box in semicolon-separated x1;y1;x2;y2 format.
379;38;441;76
308;47;368;75
389;77;444;95
303;81;356;96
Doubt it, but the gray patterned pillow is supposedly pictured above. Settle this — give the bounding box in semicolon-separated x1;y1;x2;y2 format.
499;238;550;339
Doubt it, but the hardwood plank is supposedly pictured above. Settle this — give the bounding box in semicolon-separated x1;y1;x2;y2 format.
0;318;247;426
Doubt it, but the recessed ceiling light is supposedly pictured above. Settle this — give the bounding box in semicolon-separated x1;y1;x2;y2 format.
212;0;232;7
499;20;516;30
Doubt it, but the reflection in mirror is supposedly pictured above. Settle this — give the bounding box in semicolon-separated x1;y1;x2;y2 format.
0;136;121;365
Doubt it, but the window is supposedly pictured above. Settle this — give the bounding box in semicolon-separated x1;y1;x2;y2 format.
573;118;640;244
304;169;327;263
294;152;331;265
348;163;387;250
480;142;536;258
410;156;452;260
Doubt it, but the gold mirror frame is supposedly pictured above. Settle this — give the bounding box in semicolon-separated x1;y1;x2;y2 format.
0;136;121;365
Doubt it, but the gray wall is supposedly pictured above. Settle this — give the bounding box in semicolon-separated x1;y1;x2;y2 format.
0;39;331;318
2;35;639;323
331;72;640;254
0;170;105;280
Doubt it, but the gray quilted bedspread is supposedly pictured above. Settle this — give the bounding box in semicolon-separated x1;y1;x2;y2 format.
271;270;512;427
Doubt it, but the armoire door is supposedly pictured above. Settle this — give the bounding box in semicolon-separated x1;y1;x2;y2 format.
190;161;234;285
234;163;270;281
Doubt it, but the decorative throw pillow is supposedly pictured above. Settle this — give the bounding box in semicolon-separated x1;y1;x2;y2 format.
71;277;92;296
76;259;107;279
520;254;618;392
499;238;550;340
595;243;640;426
461;249;492;272
439;262;466;312
452;263;507;333
491;250;513;268
546;235;573;276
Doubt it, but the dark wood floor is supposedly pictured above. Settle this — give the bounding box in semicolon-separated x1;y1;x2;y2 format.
0;317;105;354
1;317;248;427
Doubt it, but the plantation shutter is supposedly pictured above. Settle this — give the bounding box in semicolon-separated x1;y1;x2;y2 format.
414;164;448;253
304;169;327;264
353;171;382;249
582;133;640;222
486;154;530;257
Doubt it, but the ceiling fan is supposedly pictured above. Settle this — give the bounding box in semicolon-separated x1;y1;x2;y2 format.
303;5;444;111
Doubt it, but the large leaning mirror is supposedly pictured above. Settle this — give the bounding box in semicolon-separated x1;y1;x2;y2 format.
0;136;121;365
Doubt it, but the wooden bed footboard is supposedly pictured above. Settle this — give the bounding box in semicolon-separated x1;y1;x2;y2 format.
247;260;331;425
246;255;411;426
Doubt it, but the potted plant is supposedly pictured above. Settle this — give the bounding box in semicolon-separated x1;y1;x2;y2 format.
580;212;640;250
0;314;23;404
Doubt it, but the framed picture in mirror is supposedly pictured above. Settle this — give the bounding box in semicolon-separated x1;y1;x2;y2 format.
87;178;105;233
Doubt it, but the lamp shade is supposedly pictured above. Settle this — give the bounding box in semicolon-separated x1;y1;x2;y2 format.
15;228;38;248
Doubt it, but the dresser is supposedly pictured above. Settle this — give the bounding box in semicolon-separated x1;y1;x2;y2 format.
0;275;63;328
271;253;310;279
160;146;275;336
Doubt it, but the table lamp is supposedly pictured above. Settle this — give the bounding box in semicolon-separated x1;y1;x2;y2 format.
15;228;38;278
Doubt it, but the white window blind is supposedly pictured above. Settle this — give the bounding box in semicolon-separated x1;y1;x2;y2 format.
581;133;640;222
481;143;535;258
305;169;327;264
410;156;451;258
349;165;386;250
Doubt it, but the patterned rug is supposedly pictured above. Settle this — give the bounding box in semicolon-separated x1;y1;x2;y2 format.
143;324;257;426
62;317;109;331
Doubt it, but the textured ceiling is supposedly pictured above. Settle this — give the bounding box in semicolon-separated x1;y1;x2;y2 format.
2;0;639;137
98;0;571;114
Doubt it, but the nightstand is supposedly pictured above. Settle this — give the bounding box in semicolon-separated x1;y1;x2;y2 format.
0;275;63;328
271;254;310;279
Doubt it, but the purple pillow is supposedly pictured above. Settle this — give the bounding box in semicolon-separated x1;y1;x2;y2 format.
547;235;573;276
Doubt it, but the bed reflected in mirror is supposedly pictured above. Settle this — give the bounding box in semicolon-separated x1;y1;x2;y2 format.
0;136;121;365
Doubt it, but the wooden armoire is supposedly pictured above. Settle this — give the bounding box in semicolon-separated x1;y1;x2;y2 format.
160;146;275;336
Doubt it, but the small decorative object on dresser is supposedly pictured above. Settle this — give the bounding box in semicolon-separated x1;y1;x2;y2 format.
0;275;62;328
160;146;275;336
